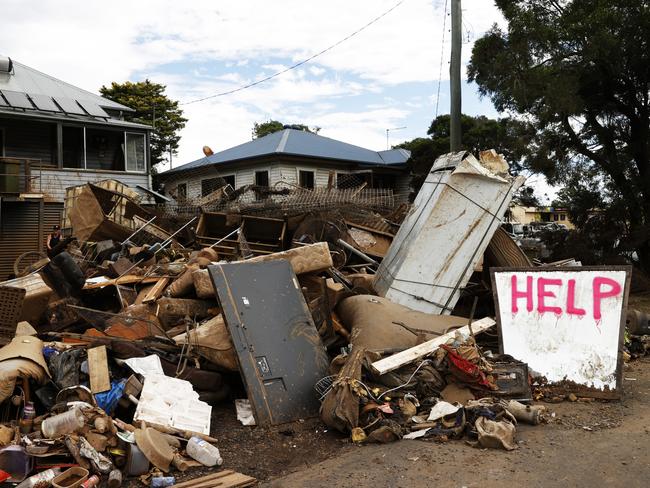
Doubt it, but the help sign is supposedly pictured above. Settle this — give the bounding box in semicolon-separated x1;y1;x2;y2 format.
492;267;630;393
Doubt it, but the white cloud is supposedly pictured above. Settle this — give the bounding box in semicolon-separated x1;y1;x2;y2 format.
1;0;505;167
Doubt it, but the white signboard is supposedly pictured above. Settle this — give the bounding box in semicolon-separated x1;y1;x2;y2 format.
492;267;630;395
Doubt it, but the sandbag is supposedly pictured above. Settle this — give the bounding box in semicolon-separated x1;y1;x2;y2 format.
166;264;199;298
173;315;238;371
336;295;468;351
474;417;518;450
320;347;364;433
0;358;47;403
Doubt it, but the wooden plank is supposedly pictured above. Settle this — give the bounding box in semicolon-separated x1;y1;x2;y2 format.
87;345;111;393
172;470;256;488
142;277;171;304
84;275;163;290
370;317;496;375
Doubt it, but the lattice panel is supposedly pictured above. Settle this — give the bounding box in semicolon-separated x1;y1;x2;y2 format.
0;286;26;345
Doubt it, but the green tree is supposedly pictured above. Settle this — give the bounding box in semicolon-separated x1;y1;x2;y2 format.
100;80;187;169
468;0;650;271
252;120;319;139
398;114;535;192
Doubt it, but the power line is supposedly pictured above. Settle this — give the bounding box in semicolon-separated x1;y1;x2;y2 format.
181;0;406;105
434;0;448;118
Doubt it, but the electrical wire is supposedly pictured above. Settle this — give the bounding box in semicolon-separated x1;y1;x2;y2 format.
181;0;407;105
434;0;449;118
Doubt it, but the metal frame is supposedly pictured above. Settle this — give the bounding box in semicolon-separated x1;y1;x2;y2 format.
490;265;632;400
58;124;148;175
0;127;4;157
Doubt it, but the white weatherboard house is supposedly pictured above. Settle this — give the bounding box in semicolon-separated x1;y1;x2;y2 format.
0;56;153;277
158;128;412;200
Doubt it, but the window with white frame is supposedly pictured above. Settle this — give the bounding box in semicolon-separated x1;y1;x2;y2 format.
126;132;146;172
61;127;147;173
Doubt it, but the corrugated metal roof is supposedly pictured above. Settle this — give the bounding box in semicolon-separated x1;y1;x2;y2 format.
162;129;411;175
0;60;132;111
0;107;151;129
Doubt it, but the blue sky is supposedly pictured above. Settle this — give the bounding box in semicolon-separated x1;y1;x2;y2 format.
0;0;556;200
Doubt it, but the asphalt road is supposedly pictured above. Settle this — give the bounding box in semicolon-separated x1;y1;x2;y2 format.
264;357;650;488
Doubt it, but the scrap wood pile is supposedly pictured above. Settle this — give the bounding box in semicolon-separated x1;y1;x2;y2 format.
0;150;643;486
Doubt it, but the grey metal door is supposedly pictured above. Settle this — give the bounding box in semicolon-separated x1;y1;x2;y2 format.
209;260;329;426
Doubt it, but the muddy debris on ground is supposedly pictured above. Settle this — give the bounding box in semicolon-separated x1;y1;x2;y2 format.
0;151;647;486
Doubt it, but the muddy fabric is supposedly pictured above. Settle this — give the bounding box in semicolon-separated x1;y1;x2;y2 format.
167;264;199;297
441;383;475;405
49;347;85;389
441;345;492;389
367;419;403;443
0;335;50;374
0;336;50;402
336;295;467;351
474;417;517;450
320;347;365;433
0;358;47;403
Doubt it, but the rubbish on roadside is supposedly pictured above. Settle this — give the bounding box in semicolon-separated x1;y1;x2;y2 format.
151;476;176;487
370;317;496;375
627;308;650;336
133;374;212;435
374;150;524;314
427;401;461;422
472;416;518;450
186;436;223;467
170;470;256;488
41;407;85;438
195;212;286;256
80;475;100;488
210;260;329;426
0;446;33;482
0;335;50;403
134;427;175;472
235;399;256;426
0;150;639;485
492;266;630;398
52;466;89;488
0;286;26;346
15;468;62;488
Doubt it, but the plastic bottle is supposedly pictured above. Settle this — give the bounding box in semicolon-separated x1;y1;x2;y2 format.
15;468;61;488
19;402;35;434
22;402;35;421
185;436;223;467
41;408;85;439
150;476;175;487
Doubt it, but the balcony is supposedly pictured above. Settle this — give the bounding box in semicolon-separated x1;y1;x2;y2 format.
0;158;41;194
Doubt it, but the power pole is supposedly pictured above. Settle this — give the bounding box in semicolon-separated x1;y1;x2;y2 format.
450;0;462;152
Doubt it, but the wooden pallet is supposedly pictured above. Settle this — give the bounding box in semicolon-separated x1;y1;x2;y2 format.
173;470;257;488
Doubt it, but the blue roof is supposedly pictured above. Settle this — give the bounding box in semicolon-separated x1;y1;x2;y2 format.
162;129;410;175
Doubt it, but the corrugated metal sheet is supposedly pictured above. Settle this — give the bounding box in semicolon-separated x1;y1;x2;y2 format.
0;60;132;112
0;200;42;280
42;202;63;249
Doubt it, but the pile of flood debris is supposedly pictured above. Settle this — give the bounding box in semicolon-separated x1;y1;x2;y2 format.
0;150;643;486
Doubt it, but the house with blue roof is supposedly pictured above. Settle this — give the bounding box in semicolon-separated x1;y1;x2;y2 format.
158;128;412;201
